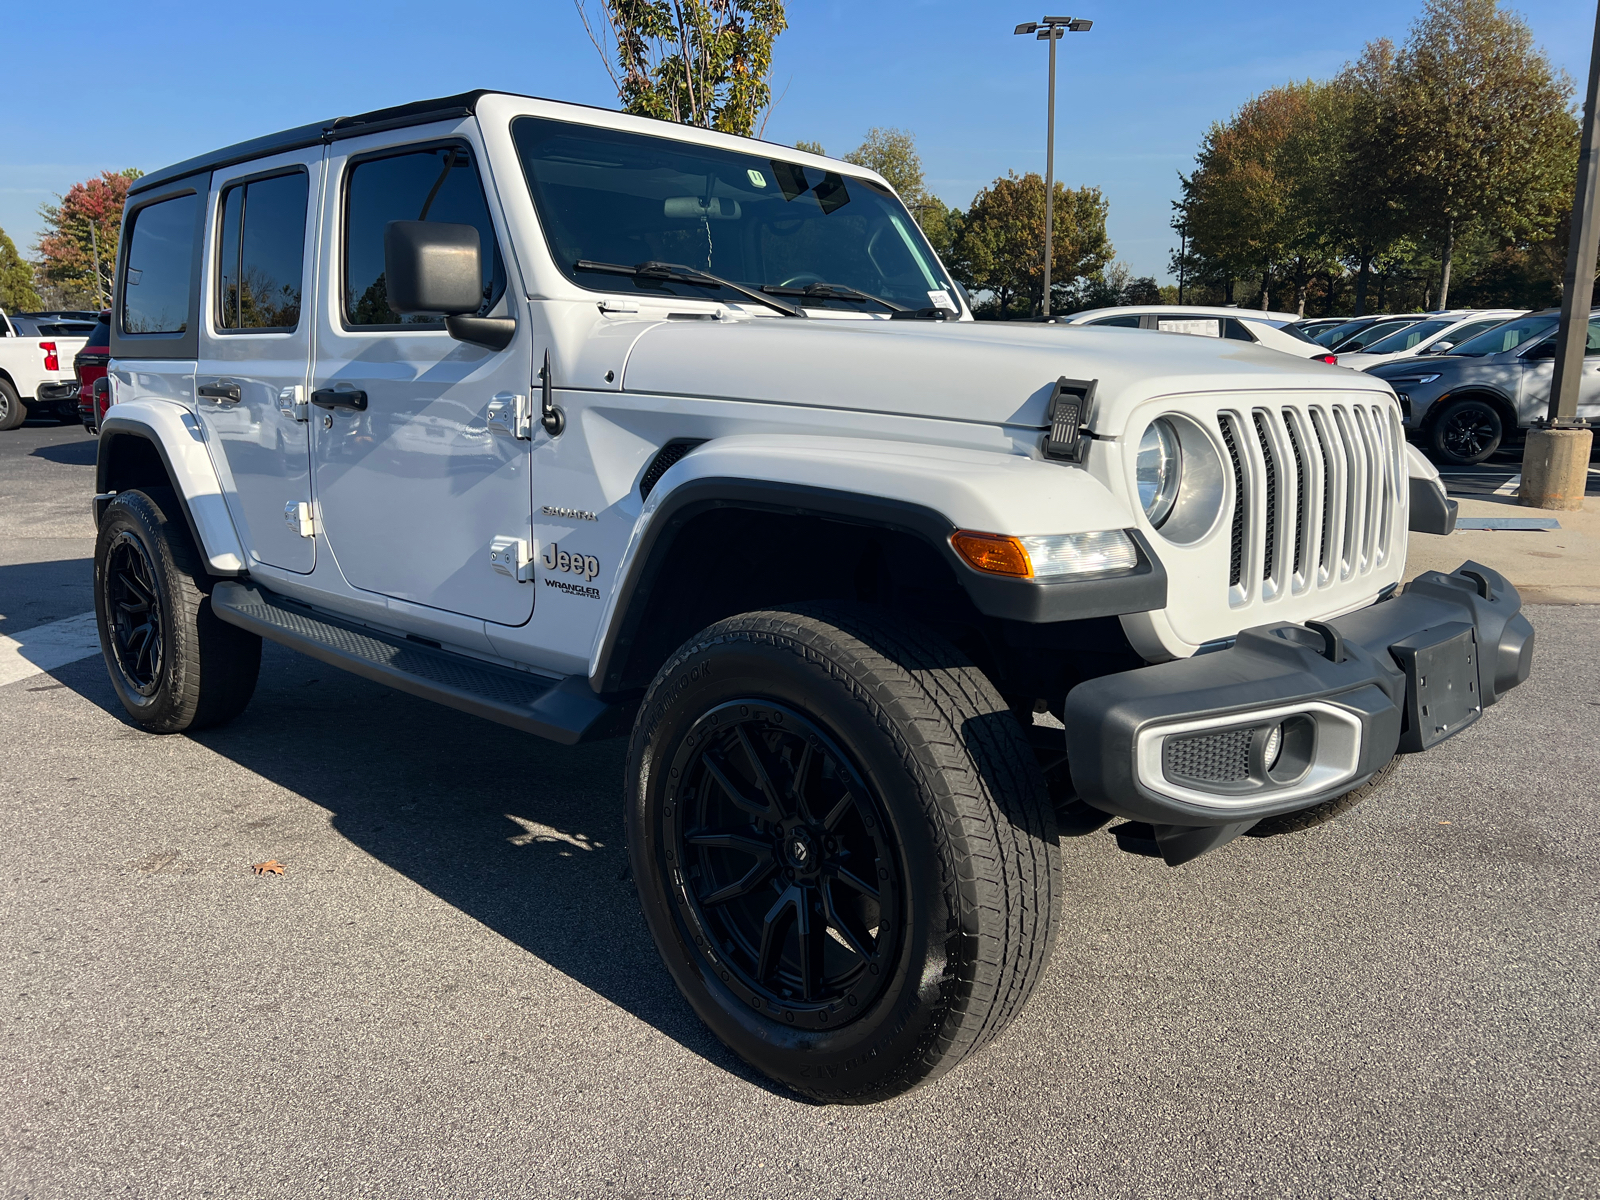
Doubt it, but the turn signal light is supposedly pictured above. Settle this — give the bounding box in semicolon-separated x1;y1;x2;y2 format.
951;531;1032;578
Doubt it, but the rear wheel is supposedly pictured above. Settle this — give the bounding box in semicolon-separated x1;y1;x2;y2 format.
1428;397;1503;466
94;488;261;732
0;379;25;431
627;603;1060;1103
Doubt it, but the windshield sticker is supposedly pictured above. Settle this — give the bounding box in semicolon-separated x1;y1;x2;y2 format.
814;172;851;215
747;169;767;189
771;160;810;202
927;290;956;311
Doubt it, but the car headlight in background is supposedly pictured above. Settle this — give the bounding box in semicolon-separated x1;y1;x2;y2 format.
1134;414;1228;545
1385;374;1440;386
1137;418;1182;527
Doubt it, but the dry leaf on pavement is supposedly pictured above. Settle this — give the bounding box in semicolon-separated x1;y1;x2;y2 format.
251;860;285;875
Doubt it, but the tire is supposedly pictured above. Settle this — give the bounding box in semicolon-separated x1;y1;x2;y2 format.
94;487;261;732
626;603;1060;1103
1244;756;1400;837
0;379;25;431
1428;397;1503;466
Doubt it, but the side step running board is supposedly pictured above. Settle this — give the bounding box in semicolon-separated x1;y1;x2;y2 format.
211;581;624;745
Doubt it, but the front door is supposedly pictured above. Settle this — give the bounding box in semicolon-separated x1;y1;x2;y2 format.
195;150;322;574
310;131;534;627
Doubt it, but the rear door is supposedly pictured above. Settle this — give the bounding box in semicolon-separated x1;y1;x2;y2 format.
195;150;322;574
309;130;535;626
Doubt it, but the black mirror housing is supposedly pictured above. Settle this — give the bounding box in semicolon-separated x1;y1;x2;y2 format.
383;221;483;315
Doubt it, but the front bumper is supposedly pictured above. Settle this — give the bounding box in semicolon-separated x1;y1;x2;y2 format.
1063;561;1533;863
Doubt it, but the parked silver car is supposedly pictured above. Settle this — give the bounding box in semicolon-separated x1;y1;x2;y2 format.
1367;309;1600;465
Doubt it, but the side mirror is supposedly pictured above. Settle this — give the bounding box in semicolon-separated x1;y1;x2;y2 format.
384;221;483;315
1427;341;1454;353
383;221;516;351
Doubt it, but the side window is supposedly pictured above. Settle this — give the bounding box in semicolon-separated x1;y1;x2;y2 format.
1156;316;1221;337
216;171;310;331
1089;315;1140;328
1588;316;1600;355
343;144;506;327
122;193;199;334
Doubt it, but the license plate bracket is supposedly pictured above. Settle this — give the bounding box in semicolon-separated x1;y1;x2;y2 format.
1389;621;1482;752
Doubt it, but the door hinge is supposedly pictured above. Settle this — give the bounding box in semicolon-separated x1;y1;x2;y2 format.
489;536;534;582
487;392;532;439
278;385;309;422
284;501;315;538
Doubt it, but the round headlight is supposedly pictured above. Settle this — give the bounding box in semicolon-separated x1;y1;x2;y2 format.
1136;418;1182;527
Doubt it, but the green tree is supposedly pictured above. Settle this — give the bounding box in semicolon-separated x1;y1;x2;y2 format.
793;139;825;155
36;168;142;308
1329;39;1408;314
1384;0;1576;307
0;228;43;312
955;172;1111;317
842;126;956;250
575;0;787;137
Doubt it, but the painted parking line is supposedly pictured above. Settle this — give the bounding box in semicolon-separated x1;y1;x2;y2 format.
0;612;101;688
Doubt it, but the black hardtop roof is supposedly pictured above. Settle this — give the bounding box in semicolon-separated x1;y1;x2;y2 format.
130;90;505;196
130;89;857;199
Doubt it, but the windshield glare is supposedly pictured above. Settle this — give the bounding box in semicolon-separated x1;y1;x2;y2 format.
1314;319;1369;346
511;117;956;313
1362;318;1453;356
1448;313;1558;356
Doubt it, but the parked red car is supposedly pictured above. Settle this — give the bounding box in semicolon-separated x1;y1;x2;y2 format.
74;310;111;432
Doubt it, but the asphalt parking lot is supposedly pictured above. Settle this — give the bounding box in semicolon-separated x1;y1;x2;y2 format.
2;418;1597;1199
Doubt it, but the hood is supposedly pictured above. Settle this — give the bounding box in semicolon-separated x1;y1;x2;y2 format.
1367;353;1481;378
614;318;1393;437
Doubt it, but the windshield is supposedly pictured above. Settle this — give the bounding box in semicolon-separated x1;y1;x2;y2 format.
1314;318;1370;346
1362;318;1454;356
1448;313;1558;355
511;117;957;314
1334;318;1419;352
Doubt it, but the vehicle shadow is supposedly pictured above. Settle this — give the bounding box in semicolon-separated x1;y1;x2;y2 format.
58;642;789;1096
28;437;98;466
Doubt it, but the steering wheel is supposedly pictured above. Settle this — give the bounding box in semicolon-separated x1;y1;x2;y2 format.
778;272;828;289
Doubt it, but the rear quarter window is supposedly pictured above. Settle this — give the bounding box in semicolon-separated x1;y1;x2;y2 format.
122;192;200;335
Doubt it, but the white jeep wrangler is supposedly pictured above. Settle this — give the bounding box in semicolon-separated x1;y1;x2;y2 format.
93;91;1533;1103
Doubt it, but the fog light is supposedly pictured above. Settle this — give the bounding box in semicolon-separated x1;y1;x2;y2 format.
1263;722;1283;770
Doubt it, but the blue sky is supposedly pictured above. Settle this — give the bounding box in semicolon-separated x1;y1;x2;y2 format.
1;0;1589;284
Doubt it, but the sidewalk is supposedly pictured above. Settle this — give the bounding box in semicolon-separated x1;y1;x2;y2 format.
1406;495;1600;605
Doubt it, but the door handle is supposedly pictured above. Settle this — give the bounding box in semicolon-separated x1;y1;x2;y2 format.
310;387;368;412
198;382;241;404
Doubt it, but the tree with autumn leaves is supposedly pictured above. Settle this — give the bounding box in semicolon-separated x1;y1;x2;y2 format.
35;169;143;309
1175;0;1578;316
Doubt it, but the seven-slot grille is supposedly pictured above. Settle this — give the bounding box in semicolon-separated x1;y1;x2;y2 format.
1217;401;1404;603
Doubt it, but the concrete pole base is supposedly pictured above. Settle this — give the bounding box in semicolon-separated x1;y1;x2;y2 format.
1519;427;1594;510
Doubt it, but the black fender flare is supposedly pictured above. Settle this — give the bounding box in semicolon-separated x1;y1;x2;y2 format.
589;476;1166;694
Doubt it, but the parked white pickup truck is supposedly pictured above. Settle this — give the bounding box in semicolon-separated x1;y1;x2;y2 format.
0;307;89;427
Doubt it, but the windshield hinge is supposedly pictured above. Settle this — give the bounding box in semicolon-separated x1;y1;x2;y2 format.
1041;377;1096;463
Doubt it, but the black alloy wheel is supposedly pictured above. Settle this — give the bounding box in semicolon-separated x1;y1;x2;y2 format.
666;700;900;1028
104;531;165;695
1430;398;1503;466
93;487;261;732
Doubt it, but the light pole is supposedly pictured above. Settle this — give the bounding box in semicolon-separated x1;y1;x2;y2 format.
1521;0;1599;510
1014;15;1092;317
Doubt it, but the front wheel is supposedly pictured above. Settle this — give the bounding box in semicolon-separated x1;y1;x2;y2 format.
1428;397;1503;466
626;604;1060;1103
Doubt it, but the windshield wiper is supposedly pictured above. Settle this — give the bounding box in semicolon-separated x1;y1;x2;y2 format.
573;260;804;317
761;282;907;312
